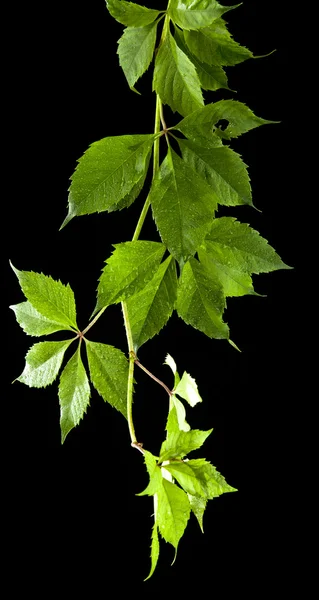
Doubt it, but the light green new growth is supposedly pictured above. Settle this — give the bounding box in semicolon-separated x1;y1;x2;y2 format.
10;0;290;580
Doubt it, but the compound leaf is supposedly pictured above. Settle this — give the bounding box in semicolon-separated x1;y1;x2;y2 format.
95;241;166;314
176;257;229;340
59;346;91;443
150;147;217;264
62;134;154;227
153;32;204;117
10;301;71;337
184;18;253;66
10;263;78;330
107;0;162;27
118;21;158;90
85;340;128;418
126;255;177;351
169;0;239;31
178;138;252;207
16;340;73;388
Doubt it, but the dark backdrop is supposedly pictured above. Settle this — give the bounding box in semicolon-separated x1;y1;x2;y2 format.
5;0;297;595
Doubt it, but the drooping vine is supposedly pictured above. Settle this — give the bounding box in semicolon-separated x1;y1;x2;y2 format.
10;0;290;579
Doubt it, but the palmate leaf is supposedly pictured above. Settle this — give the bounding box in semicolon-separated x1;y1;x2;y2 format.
160;405;213;461
16;340;74;388
184;18;253;66
10;301;71;337
10;263;78;330
118;21;158;90
176;100;276;145
107;0;162;27
85;341;128;418
59;345;91;443
150;147;217;264
153;32;204;117
178;138;252;207
176;256;229;340
168;0;240;31
61;134;154;228
94;241;166;314
174;29;230;92
199;217;290;296
126;256;177;351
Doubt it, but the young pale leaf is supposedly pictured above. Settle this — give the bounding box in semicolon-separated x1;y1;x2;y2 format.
160;406;213;461
118;22;158;90
178;138;252;207
10;264;78;330
10;301;71;337
174;29;230;92
16;340;73;388
144;523;160;581
176;257;229;340
171;395;190;432
59;346;91;443
153;32;204;117
169;0;239;31
137;450;163;496
164;354;181;389
188;494;207;532
185;459;237;498
126;256;177;351
184;18;253;66
85;341;128;418
107;0;162;27
157;478;191;550
205;217;290;275
61;135;154;227
150;147;217;264
175;371;202;407
95;241;166;314
176;100;276;144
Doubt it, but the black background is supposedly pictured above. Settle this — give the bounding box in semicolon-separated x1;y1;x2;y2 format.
5;0;299;594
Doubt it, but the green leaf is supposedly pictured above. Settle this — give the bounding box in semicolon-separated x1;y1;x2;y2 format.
176;257;229;340
85;341;128;418
118;22;158;90
150;147;217;264
126;256;177;351
153;32;204;117
107;0;162;27
160;405;213;461
175;29;230;91
188;494;207;532
175;371;202;407
58;346;91;443
10;263;78;330
10;301;71;337
169;0;239;31
137;450;163;496
176;100;276;145
145;523;160;581
156;478;191;550
95;241;166;314
16;340;73;388
178;138;252;207
183;459;237;497
61;135;154;227
165;458;236;498
203;217;291;286
184;18;253;66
